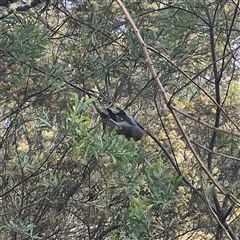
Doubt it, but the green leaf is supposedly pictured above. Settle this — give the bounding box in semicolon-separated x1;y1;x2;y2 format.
174;175;183;190
38;118;52;128
80;97;97;111
145;209;152;228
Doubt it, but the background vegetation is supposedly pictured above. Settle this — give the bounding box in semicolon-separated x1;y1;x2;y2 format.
0;0;240;239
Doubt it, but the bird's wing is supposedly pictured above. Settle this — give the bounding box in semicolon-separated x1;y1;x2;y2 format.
107;108;138;126
114;110;137;126
107;108;121;122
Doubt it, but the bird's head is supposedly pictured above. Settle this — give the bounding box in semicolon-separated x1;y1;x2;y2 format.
133;128;147;141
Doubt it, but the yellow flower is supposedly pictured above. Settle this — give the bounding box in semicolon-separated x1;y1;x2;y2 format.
199;95;208;103
211;108;216;114
17;141;29;153
174;207;179;213
51;126;57;132
177;186;185;195
212;167;219;175
184;102;196;114
42;130;54;139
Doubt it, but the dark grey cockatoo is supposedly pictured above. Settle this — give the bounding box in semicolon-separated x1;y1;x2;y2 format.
106;108;147;142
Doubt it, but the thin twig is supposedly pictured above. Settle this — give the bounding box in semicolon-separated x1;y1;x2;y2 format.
172;106;240;138
192;141;240;162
